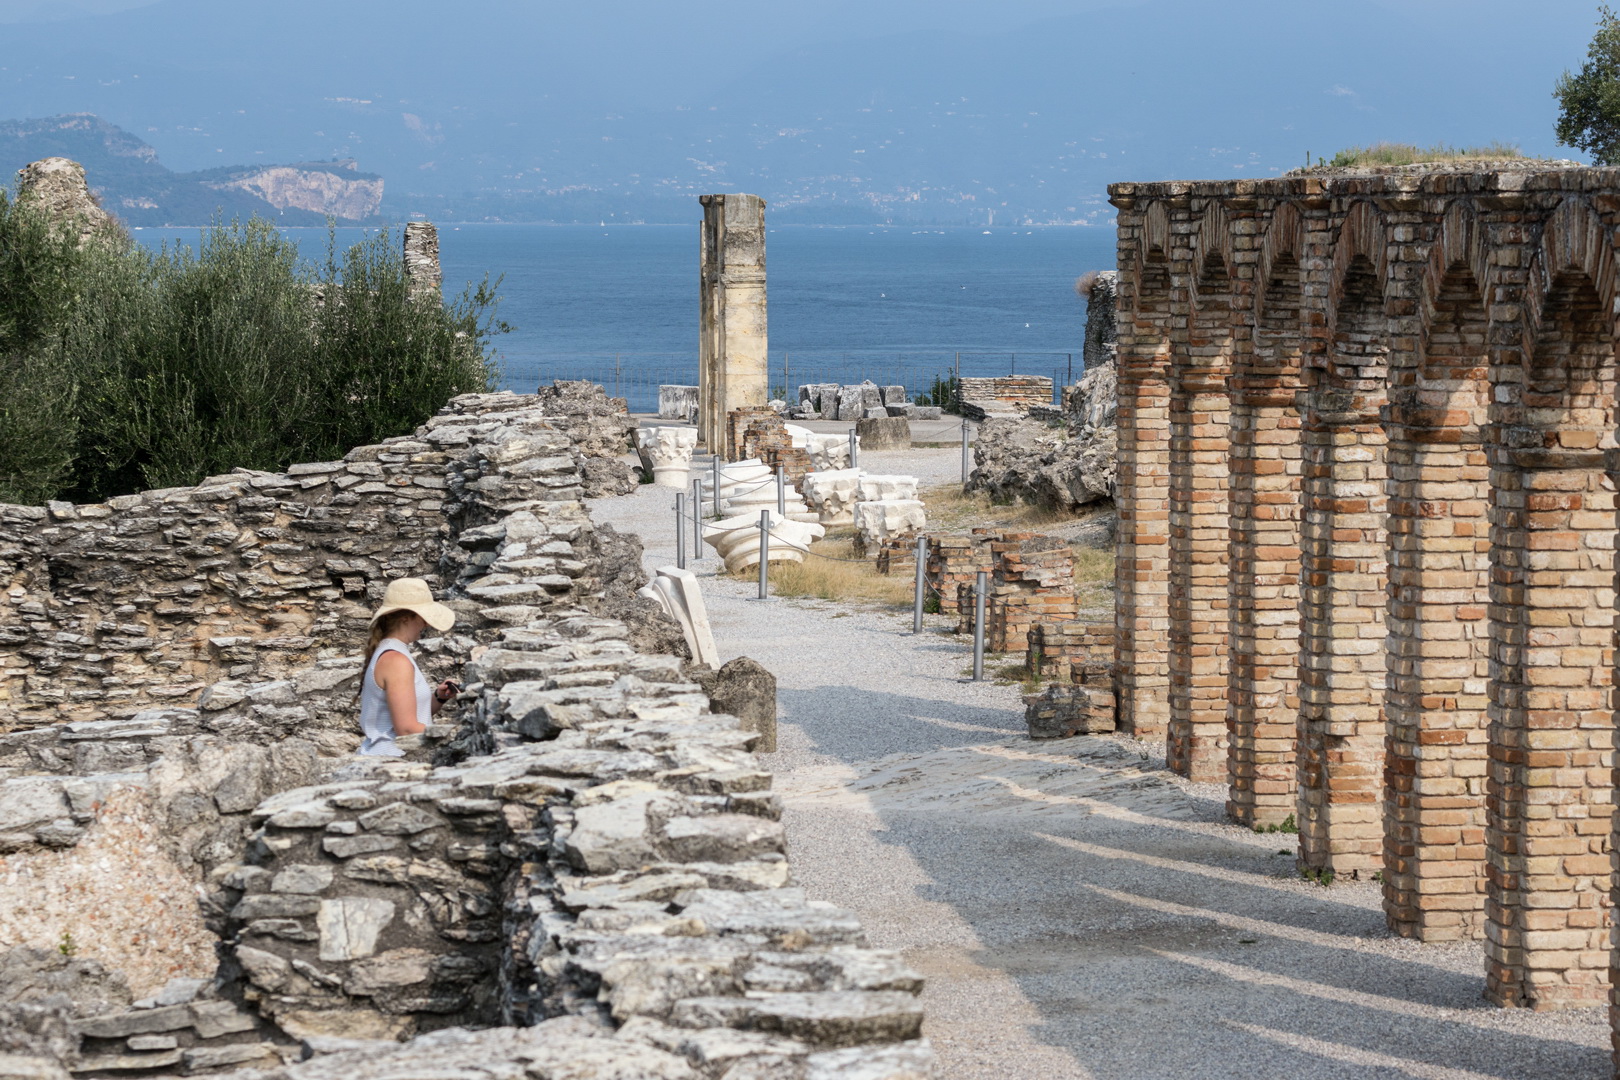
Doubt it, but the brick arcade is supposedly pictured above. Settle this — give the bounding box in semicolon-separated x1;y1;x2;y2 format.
1109;167;1620;1023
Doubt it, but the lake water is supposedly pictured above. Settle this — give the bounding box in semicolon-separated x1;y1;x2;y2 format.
132;224;1118;412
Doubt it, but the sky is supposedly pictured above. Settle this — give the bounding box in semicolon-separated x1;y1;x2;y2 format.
0;0;1610;222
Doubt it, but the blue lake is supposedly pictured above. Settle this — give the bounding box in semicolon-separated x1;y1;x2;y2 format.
132;223;1118;411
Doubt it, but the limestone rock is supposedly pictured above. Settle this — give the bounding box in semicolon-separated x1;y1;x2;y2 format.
14;158;116;246
690;657;777;753
967;415;1116;510
854;417;909;452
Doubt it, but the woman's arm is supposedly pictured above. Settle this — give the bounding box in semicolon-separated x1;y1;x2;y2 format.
375;651;427;736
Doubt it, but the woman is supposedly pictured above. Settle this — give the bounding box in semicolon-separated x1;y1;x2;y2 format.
358;578;459;757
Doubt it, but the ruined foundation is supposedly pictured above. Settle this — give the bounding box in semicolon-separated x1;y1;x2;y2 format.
1109;167;1620;1024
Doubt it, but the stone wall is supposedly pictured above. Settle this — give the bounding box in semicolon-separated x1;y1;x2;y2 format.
0;389;642;735
0;392;932;1079
956;375;1054;420
1109;165;1620;1023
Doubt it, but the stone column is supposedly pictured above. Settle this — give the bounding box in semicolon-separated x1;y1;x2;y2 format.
1110;197;1172;741
699;194;768;457
1226;247;1303;827
403;222;441;302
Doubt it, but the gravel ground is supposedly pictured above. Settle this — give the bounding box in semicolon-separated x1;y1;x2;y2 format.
590;447;1609;1080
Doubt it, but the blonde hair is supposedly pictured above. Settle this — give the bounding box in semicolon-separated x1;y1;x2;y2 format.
359;609;419;697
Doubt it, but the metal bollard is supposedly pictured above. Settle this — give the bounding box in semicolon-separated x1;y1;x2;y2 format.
912;533;927;633
776;464;786;515
757;510;770;600
849;428;859;469
712;456;722;518
960;419;970;485
690;478;703;558
675;493;686;570
972;570;986;681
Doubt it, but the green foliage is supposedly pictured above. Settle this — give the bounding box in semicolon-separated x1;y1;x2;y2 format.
1327;143;1523;168
915;373;960;413
0;202;503;504
1556;6;1620;164
0;191;90;503
57;930;76;957
1300;866;1335;888
1253;813;1298;835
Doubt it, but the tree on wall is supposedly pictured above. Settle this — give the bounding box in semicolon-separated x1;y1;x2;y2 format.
1555;6;1620;164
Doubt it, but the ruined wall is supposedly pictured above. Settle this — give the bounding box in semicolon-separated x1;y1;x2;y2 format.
0;392;932;1079
0;390;630;734
1109;167;1620;1025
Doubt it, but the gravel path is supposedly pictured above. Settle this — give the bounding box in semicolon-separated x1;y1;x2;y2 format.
590;448;1609;1080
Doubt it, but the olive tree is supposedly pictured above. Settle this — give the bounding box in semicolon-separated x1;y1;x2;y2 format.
1555;6;1620;164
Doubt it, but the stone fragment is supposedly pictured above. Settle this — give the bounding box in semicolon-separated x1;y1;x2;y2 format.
343;948;435;995
687;657;776;753
322;834;402;859
668;990;924;1048
854;416;910;451
183;1043;280;1071
273;864;335;894
636;426;699;488
356;801;442;836
189;1000;257;1038
232;894;320;920
317;898;396;961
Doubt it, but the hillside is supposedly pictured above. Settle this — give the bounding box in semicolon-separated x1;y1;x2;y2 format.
0;114;383;225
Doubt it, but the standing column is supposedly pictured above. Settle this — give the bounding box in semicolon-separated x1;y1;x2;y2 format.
1168;333;1232;782
1109;197;1173;741
1226;309;1303;824
403;222;442;303
698;194;768;457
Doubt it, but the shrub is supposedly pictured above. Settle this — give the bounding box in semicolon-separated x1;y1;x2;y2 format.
0;200;504;503
915;373;960;413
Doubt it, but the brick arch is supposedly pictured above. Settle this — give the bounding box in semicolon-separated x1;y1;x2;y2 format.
1418;203;1490;335
1248;202;1305;383
1254;201;1305;331
1129;200;1173;312
1189;201;1233;314
1325;201;1392;344
1524;195;1620;358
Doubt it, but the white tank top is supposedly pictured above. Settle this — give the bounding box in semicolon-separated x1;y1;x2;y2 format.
357;639;431;757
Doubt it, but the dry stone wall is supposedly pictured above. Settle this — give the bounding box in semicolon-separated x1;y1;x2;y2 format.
0;391;932;1079
1110;166;1620;1034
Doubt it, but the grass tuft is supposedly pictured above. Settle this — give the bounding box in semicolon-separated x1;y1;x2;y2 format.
1327;142;1524;168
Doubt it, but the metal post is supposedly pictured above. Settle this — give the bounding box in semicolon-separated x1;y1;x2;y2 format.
675;493;686;570
961;419;970;484
849;428;859;470
757;511;770;600
912;533;927;633
712;457;722;518
776;464;786;515
690;478;702;558
972;570;987;681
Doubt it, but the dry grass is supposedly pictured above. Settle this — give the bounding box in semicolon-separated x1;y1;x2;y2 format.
920;484;1075;532
1326;142;1523;168
726;536;915;607
1073;547;1115;612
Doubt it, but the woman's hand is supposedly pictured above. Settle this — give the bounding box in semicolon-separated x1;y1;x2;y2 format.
431;679;458;716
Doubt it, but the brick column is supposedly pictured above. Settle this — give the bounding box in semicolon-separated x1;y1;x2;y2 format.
1484;245;1615;1007
1167;311;1232;782
1295;240;1390;879
1380;255;1492;942
1111;200;1173;741
1227;286;1303;824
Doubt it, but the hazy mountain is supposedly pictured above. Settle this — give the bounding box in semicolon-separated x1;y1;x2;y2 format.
0;114;384;225
0;0;1595;224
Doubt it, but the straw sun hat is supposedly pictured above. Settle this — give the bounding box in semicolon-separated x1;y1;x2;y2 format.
370;578;456;632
